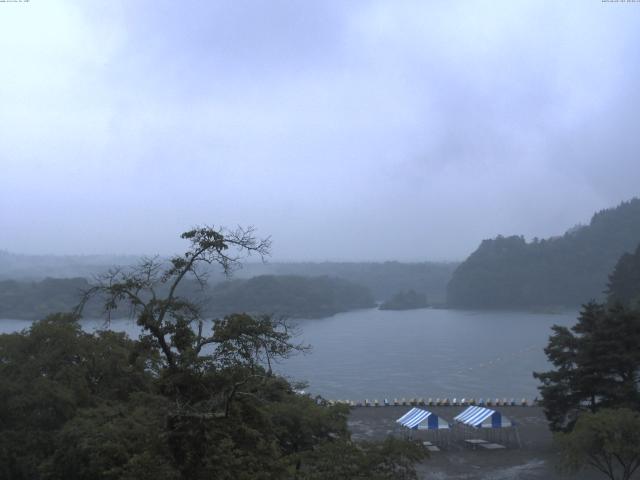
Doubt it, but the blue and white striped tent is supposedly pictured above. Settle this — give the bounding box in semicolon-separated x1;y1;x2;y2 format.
396;408;450;430
454;406;514;428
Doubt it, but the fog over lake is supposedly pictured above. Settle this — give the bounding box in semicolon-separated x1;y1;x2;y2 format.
2;1;639;262
0;308;576;401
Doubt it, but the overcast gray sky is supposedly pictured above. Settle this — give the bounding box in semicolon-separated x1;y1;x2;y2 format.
1;1;639;261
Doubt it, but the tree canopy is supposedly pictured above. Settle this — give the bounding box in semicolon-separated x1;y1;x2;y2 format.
556;408;640;480
533;302;640;432
0;226;427;479
448;198;640;308
607;242;640;310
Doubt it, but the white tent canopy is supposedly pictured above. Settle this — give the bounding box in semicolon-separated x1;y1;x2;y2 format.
454;406;514;428
396;408;450;430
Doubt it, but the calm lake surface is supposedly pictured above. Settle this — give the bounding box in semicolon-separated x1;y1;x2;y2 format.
0;308;577;401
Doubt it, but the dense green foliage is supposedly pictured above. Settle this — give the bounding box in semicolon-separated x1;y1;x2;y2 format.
607;242;640;310
0;313;163;479
448;198;640;308
533;302;640;432
207;275;375;318
0;313;426;479
379;290;428;311
555;408;640;480
0;227;427;479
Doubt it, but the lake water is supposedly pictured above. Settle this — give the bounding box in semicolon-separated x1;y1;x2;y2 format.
0;308;577;401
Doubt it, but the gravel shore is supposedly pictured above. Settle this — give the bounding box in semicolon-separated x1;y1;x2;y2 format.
348;405;603;480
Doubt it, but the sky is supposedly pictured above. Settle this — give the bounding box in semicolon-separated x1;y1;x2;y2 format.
1;0;639;262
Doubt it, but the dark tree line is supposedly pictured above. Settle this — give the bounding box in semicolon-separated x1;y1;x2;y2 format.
0;275;374;321
206;274;375;318
0;277;93;320
0;254;458;314
607;242;640;310
448;198;640;308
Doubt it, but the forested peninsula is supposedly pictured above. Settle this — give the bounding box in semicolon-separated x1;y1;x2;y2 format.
0;254;457;306
205;275;375;318
379;289;428;310
0;258;456;320
0;275;374;321
447;198;640;309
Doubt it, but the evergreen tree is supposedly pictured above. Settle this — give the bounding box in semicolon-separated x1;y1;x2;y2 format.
534;303;640;432
607;242;640;310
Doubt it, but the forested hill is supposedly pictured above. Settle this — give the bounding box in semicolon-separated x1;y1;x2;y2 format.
447;198;640;309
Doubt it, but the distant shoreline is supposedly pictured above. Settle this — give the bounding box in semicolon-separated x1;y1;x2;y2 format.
0;305;579;324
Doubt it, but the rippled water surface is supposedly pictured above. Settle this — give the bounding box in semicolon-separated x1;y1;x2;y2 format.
0;308;577;400
277;308;577;400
